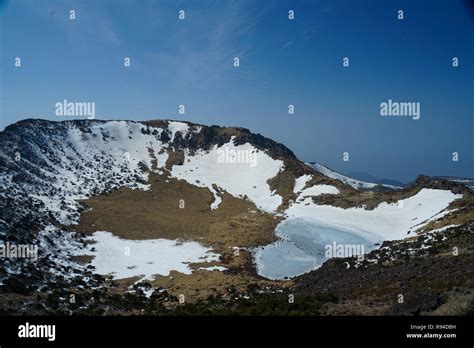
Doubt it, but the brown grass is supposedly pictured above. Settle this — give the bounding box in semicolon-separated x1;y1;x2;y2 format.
75;173;278;248
71;172;282;301
419;194;474;233
165;148;184;170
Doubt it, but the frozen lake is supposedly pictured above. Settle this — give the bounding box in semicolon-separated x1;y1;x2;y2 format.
255;218;378;280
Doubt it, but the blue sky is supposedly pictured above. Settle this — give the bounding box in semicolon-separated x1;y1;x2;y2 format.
1;0;473;182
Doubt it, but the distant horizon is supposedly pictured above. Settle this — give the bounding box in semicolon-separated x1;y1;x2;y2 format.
1;0;473;182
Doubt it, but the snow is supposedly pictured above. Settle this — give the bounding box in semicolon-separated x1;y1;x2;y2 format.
427;224;460;234
198;266;228;271
285;188;462;242
438;177;474;190
82;231;221;281
13;121;173;226
293;175;340;202
256;191;464;279
155;150;169;169
167;121;189;141
37;225;89;279
209;186;222;210
142;288;156;298
293;174;312;193
170;141;284;212
68;122;152;170
309;162;400;190
297;184;339;200
2;119;465;284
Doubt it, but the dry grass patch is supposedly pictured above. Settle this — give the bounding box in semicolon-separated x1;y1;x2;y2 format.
165;148;184;170
420;194;474;233
75;172;278;248
151;268;291;303
71;171;282;301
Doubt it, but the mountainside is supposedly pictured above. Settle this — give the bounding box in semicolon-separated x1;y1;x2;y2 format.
309;162;402;191
0;119;472;315
434;176;474;191
346;171;406;188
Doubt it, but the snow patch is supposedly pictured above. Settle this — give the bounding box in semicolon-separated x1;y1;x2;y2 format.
209;186;222;210
82;231;221;281
168;121;190;141
309;162;400;190
170;142;284;212
293;174;312;193
297;184;339;200
427;224;460;234
199;266;228;272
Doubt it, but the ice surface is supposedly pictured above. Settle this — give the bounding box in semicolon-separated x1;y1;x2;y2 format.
255;219;373;279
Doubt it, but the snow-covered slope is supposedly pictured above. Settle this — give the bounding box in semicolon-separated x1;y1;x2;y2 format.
170;142;284;212
309;162;401;190
1;119;286;227
286;186;461;241
0;120;193;286
0;119;290;286
0;119;468;286
257;173;463;279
